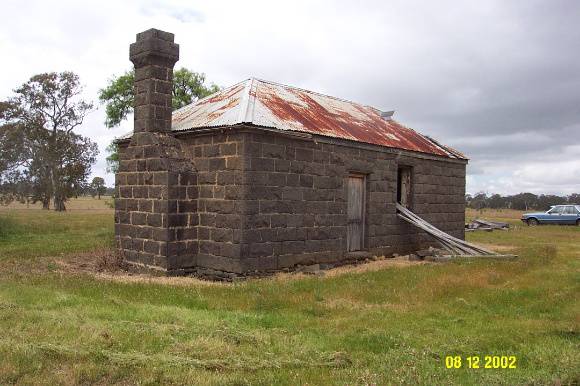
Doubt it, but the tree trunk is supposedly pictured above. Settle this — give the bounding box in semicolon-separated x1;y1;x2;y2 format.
49;159;60;211
98;192;101;200
54;195;66;211
48;130;63;212
42;198;50;210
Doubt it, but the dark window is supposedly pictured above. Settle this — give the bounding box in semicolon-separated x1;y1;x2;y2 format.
397;166;412;209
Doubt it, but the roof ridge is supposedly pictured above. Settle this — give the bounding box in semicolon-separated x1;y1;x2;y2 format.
175;77;389;117
247;78;258;121
236;78;253;123
251;77;383;113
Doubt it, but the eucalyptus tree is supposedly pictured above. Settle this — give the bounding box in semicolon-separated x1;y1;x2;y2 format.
0;72;97;211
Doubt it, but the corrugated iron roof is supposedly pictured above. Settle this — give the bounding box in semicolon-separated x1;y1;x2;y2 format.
159;78;464;159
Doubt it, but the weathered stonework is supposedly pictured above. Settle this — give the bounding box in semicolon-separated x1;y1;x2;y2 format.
181;128;466;273
115;29;199;274
115;132;198;274
115;28;467;278
117;125;466;277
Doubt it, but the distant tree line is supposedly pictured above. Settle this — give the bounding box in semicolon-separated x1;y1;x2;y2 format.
466;192;580;211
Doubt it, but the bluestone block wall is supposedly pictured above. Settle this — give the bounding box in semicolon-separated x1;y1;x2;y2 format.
117;127;466;276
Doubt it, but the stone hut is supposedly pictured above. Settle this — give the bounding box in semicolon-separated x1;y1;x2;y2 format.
115;28;468;278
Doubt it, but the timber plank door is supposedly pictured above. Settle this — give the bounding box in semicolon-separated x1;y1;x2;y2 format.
397;166;412;209
347;175;365;251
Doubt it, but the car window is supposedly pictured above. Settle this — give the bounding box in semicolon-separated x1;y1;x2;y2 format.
549;207;563;214
564;206;576;214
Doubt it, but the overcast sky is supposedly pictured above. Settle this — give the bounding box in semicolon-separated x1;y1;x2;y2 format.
1;0;579;195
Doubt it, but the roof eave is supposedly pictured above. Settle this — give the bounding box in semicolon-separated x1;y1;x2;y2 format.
171;122;469;162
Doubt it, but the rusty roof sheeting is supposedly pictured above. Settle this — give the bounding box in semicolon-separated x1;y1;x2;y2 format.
172;81;247;130
170;78;465;159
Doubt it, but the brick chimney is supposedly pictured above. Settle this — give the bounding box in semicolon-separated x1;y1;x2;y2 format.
129;28;179;133
116;29;198;275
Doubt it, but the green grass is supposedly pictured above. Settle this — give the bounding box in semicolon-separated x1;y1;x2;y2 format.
0;210;113;260
0;204;578;385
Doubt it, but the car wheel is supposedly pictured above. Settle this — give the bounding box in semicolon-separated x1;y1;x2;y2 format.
577;219;580;226
527;218;539;226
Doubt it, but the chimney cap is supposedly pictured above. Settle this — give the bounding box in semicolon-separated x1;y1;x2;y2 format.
129;28;179;67
136;28;175;43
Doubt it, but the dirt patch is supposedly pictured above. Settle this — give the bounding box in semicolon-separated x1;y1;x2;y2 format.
51;250;427;287
92;272;230;287
55;249;231;287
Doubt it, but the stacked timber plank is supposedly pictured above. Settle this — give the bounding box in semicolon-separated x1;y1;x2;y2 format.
396;203;496;256
465;219;509;232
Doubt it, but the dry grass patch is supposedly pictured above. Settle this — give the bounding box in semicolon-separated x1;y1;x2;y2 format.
0;196;114;211
54;249;227;287
323;297;412;312
466;208;525;221
56;249;126;273
474;243;518;252
322;256;427;277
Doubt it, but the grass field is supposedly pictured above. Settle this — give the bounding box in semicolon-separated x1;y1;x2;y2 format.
0;199;578;385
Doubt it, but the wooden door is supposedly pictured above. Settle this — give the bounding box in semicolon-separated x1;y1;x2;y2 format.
398;167;412;208
347;175;365;251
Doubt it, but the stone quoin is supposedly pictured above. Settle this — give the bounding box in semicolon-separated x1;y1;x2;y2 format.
115;28;468;279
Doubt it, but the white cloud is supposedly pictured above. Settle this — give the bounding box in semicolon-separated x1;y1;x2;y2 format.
1;0;579;194
466;144;580;195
